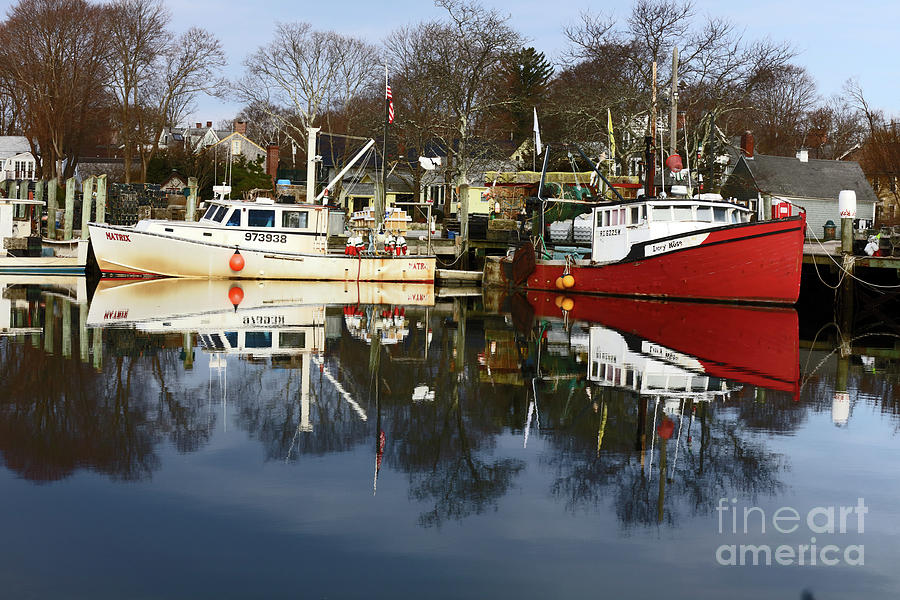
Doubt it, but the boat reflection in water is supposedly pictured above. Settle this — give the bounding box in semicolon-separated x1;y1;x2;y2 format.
493;290;801;525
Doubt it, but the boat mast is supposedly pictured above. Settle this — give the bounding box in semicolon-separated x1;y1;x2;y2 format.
306;125;320;203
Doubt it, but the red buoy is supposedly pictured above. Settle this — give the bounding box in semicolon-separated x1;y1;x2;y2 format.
229;250;245;272
228;285;244;308
657;417;675;440
665;154;683;173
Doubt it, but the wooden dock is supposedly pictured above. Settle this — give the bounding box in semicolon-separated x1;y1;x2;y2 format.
804;241;900;270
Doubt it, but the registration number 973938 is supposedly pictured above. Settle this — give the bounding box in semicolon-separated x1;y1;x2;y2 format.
245;232;287;243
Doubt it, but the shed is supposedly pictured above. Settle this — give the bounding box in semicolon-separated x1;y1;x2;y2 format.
722;153;879;236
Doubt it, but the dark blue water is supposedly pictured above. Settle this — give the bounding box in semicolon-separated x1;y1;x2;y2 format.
0;279;897;599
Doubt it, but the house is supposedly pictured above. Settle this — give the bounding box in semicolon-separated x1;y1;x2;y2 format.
721;136;878;236
160;121;266;164
160;170;189;193
0;137;37;182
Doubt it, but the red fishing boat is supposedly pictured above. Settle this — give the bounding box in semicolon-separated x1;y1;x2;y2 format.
503;144;805;304
525;291;799;395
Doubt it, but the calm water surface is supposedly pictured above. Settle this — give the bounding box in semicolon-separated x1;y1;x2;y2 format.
0;278;898;599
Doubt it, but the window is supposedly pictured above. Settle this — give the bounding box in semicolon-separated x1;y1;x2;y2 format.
630;206;640;224
245;331;272;348
610;210;619;226
248;209;275;227
713;207;728;223
282;211;308;228
696;206;713;222
673;206;692;220
652;206;673;222
279;331;306;348
224;331;238;347
730;210;739;224
213;205;229;222
202;205;217;220
225;210;241;226
596;211;603;227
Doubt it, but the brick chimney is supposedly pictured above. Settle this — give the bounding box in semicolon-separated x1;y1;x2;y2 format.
234;121;247;135
740;131;754;159
206;121;212;128
266;144;280;188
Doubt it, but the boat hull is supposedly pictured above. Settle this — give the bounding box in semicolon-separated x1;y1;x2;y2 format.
88;224;435;282
519;215;805;304
0;239;89;275
525;292;799;394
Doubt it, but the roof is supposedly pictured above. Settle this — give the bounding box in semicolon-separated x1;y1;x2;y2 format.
0;136;32;160
739;154;878;204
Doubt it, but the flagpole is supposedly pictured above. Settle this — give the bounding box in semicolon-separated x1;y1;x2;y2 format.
379;65;389;228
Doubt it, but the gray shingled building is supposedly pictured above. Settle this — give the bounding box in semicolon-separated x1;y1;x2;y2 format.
722;151;878;238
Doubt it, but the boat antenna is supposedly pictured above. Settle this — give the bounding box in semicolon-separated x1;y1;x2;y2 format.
537;143;553;254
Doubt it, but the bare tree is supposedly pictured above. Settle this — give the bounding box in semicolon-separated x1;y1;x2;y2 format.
846;80;900;209
106;0;170;182
0;0;111;180
236;22;381;153
422;0;523;242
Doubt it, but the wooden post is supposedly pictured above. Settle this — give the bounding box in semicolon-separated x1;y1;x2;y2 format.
18;179;29;201
43;295;55;354
186;176;198;221
61;299;72;358
34;180;44;236
0;180;8;197
81;176;96;240
182;332;193;370
79;302;89;363
95;174;107;224
47;180;58;239
63;177;76;240
92;327;103;371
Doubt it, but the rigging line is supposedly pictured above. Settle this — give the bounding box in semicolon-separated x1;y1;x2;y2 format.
806;222;900;289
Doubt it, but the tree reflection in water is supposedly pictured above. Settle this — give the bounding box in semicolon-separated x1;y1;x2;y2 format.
0;298;213;483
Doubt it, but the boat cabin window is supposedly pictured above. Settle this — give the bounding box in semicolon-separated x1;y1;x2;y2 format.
673;206;692;221
225;210;241;226
13;203;30;220
213;205;229;222
713;207;728;223
224;331;238;347
279;331;306;348
282;210;308;228
651;205;673;222
202;205;217;220
248;209;275;227
245;331;272;348
696;206;713;222
630;206;641;224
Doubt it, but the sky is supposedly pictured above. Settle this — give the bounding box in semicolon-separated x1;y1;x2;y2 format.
4;0;899;125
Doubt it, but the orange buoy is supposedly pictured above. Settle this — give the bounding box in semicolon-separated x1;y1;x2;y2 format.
229;250;245;272
554;295;564;308
562;274;575;288
561;297;574;311
555;276;565;290
227;285;244;307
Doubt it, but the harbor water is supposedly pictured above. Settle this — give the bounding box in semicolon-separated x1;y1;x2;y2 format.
0;278;898;599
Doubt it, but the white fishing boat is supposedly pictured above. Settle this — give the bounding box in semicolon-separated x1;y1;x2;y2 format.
86;278;435;331
0;198;89;275
88;131;436;282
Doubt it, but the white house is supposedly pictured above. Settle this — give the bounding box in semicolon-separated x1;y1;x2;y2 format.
0;137;37;182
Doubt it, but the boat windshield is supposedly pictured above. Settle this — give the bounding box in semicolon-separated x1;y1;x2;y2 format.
213;205;229;222
225;210;241;226
202;205;217;220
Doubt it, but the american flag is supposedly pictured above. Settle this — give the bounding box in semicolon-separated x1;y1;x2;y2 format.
386;84;394;124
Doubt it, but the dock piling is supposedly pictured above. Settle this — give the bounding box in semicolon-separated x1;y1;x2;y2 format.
81;176;96;240
63;177;75;240
187;177;198;221
47;181;58;239
96;174;107;224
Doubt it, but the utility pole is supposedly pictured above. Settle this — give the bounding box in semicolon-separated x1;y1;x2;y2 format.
669;47;679;157
646;61;658;197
